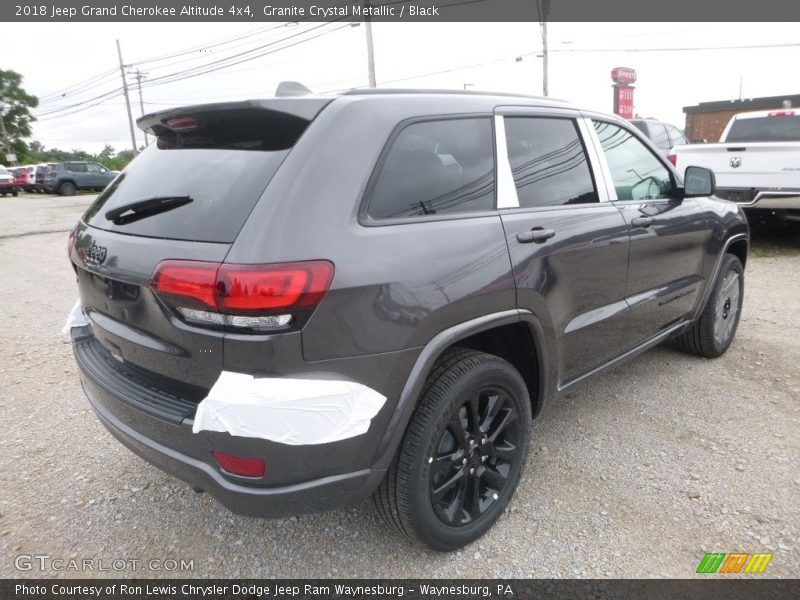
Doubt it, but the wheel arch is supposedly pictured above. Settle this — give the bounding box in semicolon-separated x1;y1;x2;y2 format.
727;238;749;268
371;310;552;470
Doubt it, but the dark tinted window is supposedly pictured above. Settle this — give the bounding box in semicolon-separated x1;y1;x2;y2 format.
83;109;310;243
504;117;597;207
725;115;800;142
593;121;674;201
367;118;495;219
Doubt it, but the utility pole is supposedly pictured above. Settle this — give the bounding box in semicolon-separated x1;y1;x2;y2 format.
539;0;551;97
116;39;138;156
0;104;12;161
129;69;149;146
364;1;376;88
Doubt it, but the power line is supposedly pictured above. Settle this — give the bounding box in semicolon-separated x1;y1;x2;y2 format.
36;68;118;103
140;22;347;90
33;22;352;124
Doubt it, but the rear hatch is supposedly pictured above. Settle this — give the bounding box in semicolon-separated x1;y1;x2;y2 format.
70;99;331;388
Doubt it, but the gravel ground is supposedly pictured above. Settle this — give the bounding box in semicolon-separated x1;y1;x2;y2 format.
0;194;798;579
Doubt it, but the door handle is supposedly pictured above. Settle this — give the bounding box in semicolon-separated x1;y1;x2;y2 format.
631;216;655;228
516;228;556;244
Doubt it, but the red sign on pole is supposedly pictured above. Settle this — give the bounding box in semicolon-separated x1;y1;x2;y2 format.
613;85;634;119
611;67;636;119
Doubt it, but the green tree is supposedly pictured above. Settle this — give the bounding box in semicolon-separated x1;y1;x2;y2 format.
0;69;39;158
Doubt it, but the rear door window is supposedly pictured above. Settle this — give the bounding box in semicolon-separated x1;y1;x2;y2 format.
503;116;598;208
366;117;495;220
83;108;312;243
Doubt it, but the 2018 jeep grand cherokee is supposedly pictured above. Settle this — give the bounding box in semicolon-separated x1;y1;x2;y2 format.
67;89;748;551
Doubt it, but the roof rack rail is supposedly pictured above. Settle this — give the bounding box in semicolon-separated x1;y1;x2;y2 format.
340;87;564;101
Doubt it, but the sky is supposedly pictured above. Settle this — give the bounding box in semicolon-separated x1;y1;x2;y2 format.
4;21;800;154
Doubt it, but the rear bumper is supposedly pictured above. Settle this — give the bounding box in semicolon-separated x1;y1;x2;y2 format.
84;379;385;517
73;331;392;517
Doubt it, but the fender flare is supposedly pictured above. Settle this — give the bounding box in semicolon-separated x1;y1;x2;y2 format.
692;232;749;321
370;309;552;470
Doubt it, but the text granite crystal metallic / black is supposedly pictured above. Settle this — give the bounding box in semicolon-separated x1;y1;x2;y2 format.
66;87;749;551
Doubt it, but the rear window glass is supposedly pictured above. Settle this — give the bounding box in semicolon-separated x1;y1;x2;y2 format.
366;117;495;220
726;115;800;142
83;109;308;242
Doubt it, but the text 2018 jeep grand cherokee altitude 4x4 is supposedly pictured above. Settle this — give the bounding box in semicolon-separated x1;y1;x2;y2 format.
67;89;748;550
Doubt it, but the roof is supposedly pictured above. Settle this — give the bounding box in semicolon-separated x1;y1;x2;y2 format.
684;93;800;114
340;87;566;102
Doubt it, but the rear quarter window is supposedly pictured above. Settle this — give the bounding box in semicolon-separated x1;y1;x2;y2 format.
365;117;496;220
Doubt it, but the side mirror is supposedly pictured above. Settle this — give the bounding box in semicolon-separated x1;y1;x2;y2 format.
683;166;716;197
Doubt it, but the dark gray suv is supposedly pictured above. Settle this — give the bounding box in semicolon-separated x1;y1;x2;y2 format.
46;161;117;195
67;89;748;550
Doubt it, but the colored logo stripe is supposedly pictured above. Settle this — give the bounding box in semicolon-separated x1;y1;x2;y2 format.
744;553;773;573
697;553;727;573
720;553;749;573
696;552;773;574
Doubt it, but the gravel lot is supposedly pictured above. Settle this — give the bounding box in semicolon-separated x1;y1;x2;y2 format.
0;194;798;578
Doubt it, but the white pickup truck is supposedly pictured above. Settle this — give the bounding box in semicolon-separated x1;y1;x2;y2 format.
670;109;800;221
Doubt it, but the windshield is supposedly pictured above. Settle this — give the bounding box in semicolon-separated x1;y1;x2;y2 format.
726;115;800;142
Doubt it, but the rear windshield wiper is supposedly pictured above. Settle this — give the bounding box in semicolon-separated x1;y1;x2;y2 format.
105;196;193;225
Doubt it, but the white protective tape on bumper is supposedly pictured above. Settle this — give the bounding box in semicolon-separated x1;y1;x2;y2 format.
62;300;90;337
191;371;387;445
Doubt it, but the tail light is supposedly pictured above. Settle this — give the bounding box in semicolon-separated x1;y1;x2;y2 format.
150;259;334;332
668;153;677;167
767;110;794;117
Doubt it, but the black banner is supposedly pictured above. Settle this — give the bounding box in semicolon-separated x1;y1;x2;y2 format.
5;0;800;23
2;579;800;600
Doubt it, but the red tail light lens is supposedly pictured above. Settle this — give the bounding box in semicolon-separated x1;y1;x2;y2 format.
151;261;219;309
212;451;265;478
668;153;677;167
218;262;333;312
150;260;334;327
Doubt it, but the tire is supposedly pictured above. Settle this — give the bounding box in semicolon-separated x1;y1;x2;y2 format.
676;254;744;358
375;348;532;551
12;189;18;197
59;182;76;196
